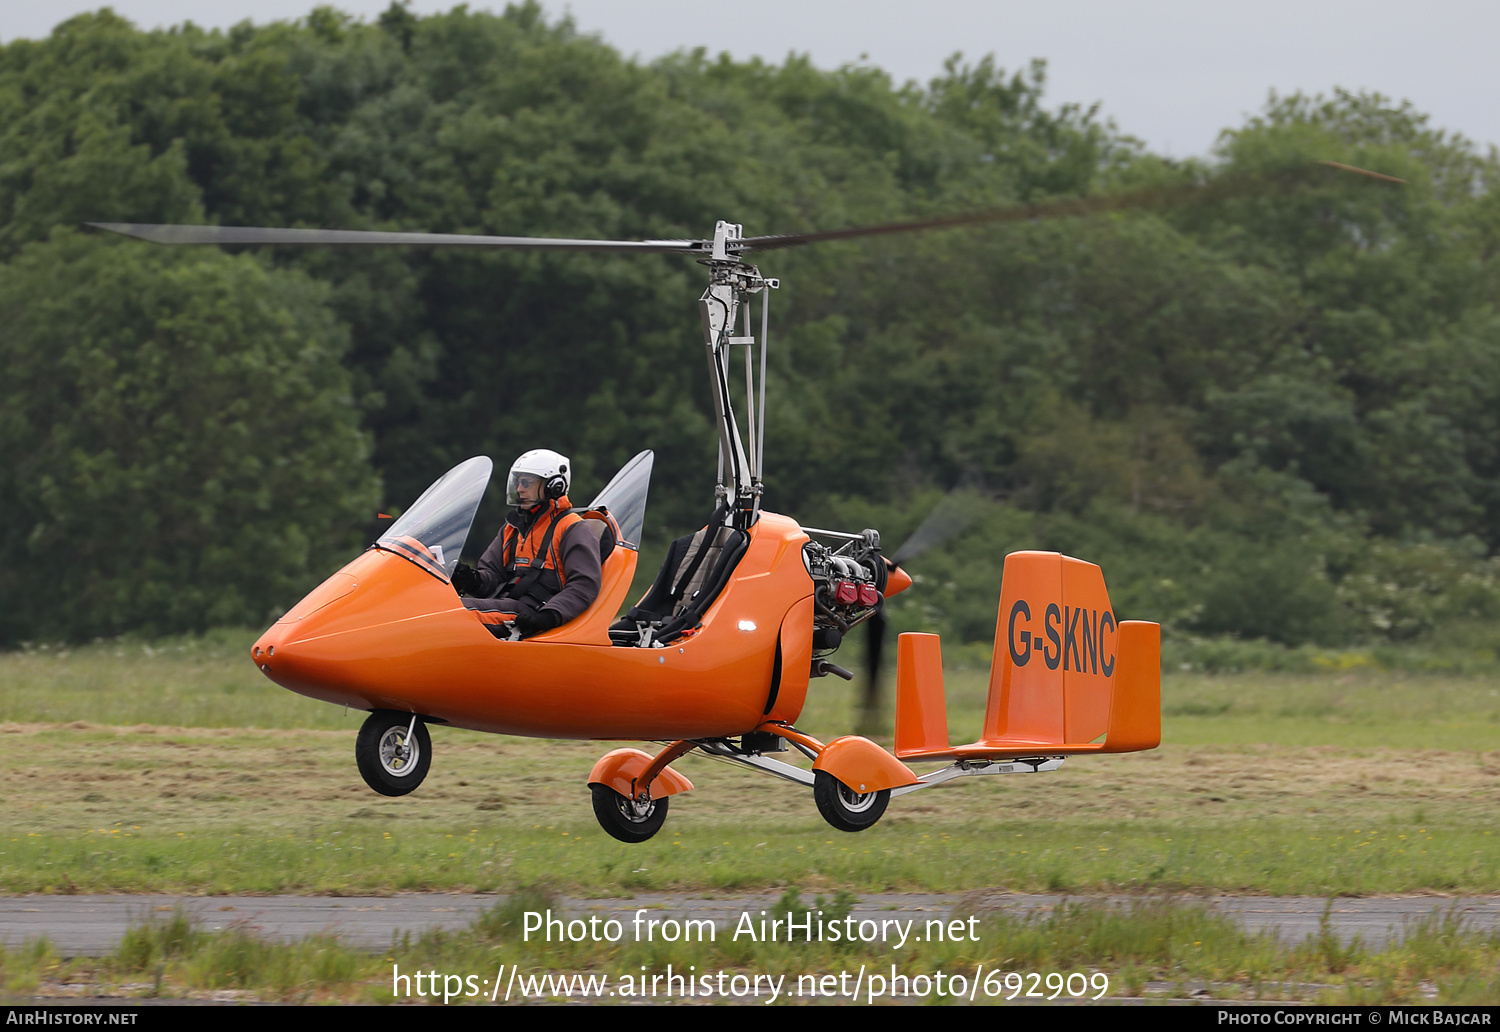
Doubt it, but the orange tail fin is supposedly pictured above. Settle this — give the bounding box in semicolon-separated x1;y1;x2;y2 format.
894;551;1160;761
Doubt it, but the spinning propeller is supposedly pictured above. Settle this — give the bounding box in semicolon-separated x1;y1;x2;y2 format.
861;489;991;729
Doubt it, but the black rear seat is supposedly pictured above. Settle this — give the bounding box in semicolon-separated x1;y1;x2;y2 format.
609;505;748;646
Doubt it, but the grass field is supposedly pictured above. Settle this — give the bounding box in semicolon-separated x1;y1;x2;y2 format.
1;632;1498;897
3;632;1500;1003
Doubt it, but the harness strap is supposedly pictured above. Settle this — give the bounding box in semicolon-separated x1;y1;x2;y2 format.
665;501;730;609
504;508;575;604
669;526;721;608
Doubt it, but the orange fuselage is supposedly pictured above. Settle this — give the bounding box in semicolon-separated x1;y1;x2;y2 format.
252;512;816;740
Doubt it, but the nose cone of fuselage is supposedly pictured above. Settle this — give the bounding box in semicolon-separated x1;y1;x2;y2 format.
247;547;465;711
250;568;365;696
251;621;315;695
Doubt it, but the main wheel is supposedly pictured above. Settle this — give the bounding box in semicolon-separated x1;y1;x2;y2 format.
591;784;669;843
813;770;889;832
356;711;432;796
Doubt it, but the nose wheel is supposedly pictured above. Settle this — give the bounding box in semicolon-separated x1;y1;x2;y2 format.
591;785;669;843
356;711;432;796
813;770;889;832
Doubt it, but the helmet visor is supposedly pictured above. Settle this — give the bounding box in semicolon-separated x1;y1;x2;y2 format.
506;471;545;507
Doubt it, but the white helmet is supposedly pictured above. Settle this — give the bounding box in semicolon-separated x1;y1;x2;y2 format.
506;448;571;507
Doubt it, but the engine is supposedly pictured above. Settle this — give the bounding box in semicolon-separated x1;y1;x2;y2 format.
802;528;887;674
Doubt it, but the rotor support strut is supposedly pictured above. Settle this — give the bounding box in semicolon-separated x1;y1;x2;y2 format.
698;222;778;528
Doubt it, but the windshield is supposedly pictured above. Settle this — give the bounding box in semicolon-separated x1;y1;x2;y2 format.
590;450;652;549
377;456;492;581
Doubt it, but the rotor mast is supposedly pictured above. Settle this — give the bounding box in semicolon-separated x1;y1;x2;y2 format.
699;220;777;529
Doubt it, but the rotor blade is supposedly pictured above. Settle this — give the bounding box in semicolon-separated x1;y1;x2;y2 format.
1314;160;1408;184
86;222;712;255
737;160;1405;253
91;162;1402;257
890;488;990;565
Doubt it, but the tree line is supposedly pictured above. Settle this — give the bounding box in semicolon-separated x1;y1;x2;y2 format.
3;3;1499;653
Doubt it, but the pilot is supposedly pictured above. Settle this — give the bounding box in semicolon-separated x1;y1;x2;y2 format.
451;449;602;638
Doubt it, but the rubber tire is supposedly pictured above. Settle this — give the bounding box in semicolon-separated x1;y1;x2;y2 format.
355;711;432;797
813;770;890;832
591;784;669;843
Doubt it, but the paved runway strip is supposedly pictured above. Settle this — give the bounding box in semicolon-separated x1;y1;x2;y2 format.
2;892;1496;955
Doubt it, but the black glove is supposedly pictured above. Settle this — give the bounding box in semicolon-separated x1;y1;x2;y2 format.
514;607;563;638
450;563;480;595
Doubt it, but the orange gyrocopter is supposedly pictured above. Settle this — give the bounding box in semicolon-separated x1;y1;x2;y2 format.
93;210;1163;842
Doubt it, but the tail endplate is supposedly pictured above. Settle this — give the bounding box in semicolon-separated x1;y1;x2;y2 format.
893;551;1160;761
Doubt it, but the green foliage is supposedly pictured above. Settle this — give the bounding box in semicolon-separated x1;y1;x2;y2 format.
115;906;198;972
2;6;1500;648
0;232;377;640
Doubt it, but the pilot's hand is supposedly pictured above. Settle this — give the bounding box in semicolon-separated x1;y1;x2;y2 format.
451;563;480;595
515;608;562;638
